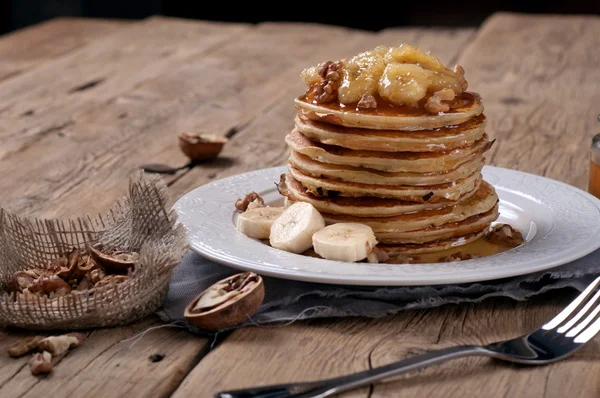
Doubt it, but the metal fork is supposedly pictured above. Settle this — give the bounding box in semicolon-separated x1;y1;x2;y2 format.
215;276;600;398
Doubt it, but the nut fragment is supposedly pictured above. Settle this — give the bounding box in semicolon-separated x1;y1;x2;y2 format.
89;245;140;272
357;94;377;110
485;224;524;248
424;88;456;114
7;336;45;358
184;272;265;331
366;247;390;264
29;351;53;375
454;65;468;91
38;333;85;356
28;275;71;297
235;192;264;212
310;61;343;103
178;133;228;161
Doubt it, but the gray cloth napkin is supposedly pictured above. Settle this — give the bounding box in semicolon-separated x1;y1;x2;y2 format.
156;249;600;335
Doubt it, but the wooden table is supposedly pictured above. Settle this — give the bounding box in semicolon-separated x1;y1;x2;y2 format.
1;12;599;398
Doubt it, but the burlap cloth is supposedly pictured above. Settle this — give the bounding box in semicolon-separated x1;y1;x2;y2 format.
0;174;188;330
157;249;600;334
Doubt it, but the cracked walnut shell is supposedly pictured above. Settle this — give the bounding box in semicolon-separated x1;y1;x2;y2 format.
184;272;264;331
179;133;228;161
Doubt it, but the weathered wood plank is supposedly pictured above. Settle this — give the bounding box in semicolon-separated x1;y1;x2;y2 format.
0;16;249;160
0;316;209;398
173;294;595;398
460;12;600;189
170;28;476;398
0;22;374;219
0;18;129;83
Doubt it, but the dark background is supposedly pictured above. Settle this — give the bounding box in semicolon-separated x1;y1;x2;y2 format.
1;0;599;34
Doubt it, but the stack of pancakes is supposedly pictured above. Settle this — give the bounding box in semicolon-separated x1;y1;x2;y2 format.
280;91;499;256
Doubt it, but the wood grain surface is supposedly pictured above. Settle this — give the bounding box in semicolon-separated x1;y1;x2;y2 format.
0;12;599;398
0;18;129;83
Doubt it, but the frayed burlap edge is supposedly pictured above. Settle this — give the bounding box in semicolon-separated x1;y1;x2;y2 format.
0;173;188;330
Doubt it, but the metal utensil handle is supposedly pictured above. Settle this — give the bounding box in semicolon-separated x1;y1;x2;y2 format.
215;345;490;398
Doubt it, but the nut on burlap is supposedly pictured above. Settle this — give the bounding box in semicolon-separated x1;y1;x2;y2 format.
0;174;188;330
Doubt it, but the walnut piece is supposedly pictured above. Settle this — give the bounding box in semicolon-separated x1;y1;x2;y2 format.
29;351;53;375
486;224;524;248
357;94;377;110
39;333;84;356
366;247;390;263
424;88;456;114
235;192;264;212
454;65;468;91
311;61;343;103
7;335;45;358
438;251;482;262
28;275;71;297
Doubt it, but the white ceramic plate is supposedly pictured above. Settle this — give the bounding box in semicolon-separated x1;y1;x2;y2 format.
174;166;600;286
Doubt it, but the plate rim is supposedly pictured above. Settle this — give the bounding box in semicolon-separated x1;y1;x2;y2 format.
174;165;600;286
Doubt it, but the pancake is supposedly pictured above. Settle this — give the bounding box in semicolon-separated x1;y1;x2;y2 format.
379;229;490;255
375;204;499;244
288;163;482;202
294;92;484;131
321;181;498;233
280;173;482;217
289;151;485;186
295;114;487;152
286;129;493;173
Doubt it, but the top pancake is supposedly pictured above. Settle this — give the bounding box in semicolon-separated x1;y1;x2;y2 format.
295;114;487;152
295;92;484;131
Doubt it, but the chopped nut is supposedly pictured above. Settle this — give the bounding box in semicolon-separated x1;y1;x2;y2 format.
7;336;45;358
424;88;456;114
357;94;377;109
275;173;289;198
454;65;468;91
366;247;390;264
312;61;343;103
246;198;266;211
486;224;524;248
438;251;482;262
234;192;264;212
28;275;71;297
29;351;53;375
39;333;85;356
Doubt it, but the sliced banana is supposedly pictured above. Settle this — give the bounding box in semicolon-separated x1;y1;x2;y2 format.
312;223;377;262
269;202;325;253
236;207;285;240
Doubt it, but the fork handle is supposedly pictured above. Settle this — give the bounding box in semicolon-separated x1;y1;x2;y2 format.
214;345;491;398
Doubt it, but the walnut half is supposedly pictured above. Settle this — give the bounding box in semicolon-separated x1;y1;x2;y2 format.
184;272;265;331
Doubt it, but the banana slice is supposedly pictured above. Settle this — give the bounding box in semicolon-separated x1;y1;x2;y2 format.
312;223;377;262
236;207;285;240
269;202;325;253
